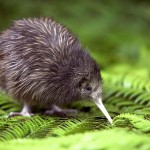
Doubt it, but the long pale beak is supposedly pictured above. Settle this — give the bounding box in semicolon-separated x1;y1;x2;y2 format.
92;98;113;124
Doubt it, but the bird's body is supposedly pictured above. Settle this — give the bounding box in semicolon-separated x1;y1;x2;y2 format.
0;18;112;123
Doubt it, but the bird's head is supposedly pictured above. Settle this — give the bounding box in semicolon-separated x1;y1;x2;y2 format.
71;51;112;124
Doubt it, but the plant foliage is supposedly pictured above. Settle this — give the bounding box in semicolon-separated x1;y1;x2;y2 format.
0;66;150;149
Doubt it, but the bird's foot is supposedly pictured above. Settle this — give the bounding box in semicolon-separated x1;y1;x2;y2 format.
8;112;34;117
44;105;78;117
8;104;34;117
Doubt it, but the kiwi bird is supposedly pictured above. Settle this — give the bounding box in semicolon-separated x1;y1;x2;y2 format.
0;18;112;124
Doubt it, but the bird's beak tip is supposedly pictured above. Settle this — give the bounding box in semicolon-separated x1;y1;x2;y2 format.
92;98;113;124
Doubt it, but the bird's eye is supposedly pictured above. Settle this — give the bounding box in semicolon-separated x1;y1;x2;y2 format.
86;86;92;91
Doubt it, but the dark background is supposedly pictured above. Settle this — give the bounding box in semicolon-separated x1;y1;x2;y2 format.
0;0;150;69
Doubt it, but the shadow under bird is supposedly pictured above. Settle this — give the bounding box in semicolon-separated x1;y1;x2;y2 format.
0;18;112;124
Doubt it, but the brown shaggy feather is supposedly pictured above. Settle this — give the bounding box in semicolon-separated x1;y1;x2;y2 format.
0;18;100;109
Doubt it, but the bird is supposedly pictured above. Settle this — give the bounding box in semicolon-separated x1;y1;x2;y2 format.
0;18;112;124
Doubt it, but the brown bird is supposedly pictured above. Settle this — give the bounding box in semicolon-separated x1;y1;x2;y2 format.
0;18;112;124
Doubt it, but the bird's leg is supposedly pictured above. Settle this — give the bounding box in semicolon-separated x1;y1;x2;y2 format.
44;105;78;117
8;104;34;117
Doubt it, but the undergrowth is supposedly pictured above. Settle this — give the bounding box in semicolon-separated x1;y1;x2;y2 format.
0;66;149;149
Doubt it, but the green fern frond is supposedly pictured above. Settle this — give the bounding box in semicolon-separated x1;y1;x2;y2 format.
26;117;69;139
103;70;150;92
0;116;54;141
0;128;150;150
50;117;109;137
103;70;150;110
113;113;150;134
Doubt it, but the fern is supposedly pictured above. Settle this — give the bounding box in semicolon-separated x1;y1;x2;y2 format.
0;57;149;147
50;117;109;136
0;115;110;141
0;116;54;141
103;70;150;109
113;113;150;134
0;129;150;150
0;68;149;142
0;68;149;145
